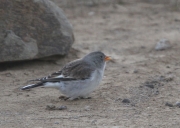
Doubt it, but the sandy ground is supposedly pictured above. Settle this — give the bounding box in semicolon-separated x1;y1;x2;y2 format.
0;1;180;128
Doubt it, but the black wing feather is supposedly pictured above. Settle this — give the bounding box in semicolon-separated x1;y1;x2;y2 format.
29;59;95;83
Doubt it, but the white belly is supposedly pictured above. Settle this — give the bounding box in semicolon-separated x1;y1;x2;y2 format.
59;70;103;98
44;64;106;99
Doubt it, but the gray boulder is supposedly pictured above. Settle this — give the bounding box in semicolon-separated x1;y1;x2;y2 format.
0;0;74;62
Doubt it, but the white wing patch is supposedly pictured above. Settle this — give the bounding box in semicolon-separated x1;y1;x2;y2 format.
21;84;35;90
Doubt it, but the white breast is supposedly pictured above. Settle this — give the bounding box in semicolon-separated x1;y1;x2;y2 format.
45;63;106;99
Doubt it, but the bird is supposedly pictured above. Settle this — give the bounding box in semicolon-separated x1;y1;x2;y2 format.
21;51;111;100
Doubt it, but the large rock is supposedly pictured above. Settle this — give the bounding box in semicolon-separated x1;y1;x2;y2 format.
0;0;74;62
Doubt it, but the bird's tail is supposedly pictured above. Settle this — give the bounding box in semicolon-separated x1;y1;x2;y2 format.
21;82;44;90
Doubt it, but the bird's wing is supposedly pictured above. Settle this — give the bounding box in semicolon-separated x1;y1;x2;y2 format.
60;59;96;79
29;59;95;82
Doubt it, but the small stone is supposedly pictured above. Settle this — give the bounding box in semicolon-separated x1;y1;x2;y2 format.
155;39;171;51
122;99;130;103
91;119;97;125
133;69;138;73
58;105;67;110
46;105;56;110
115;98;122;102
165;74;174;82
141;46;146;49
155;90;159;95
17;92;23;96
88;11;95;16
145;84;154;89
159;74;174;82
4;72;12;77
175;102;180;108
24;72;29;75
131;103;136;107
103;15;109;19
112;126;120;128
125;71;129;73
165;102;174;107
84;106;90;111
166;66;170;68
26;94;29;97
174;18;180;22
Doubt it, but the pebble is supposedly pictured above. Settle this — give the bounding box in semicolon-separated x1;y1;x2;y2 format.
174;18;180;22
140;46;146;49
115;98;122;102
26;95;30;97
159;74;174;82
3;72;12;77
58;105;67;110
166;66;170;68
46;105;56;110
165;102;174;107
84;106;90;111
46;105;67;110
145;84;154;89
133;69;138;73
155;90;159;95
165;74;174;82
175;102;180;108
155;39;171;51
125;71;129;73
91;119;97;125
88;11;95;16
122;99;130;103
112;126;120;128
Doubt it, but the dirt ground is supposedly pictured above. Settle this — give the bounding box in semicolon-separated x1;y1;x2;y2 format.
0;0;180;128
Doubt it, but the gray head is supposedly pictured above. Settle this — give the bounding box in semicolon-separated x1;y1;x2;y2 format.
83;51;110;69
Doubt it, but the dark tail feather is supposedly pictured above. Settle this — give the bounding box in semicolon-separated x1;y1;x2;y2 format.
21;82;43;90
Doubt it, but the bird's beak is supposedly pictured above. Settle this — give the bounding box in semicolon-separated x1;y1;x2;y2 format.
105;56;111;61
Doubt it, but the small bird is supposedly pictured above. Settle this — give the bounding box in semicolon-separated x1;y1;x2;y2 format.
21;51;111;100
